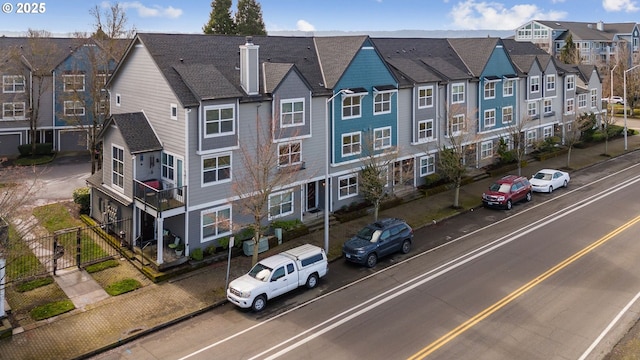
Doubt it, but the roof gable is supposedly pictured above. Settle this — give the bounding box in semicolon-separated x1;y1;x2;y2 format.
101;112;162;154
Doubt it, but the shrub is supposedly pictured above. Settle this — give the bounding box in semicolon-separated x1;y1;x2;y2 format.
270;219;302;231
30;300;74;320
35;143;53;155
85;259;119;273
105;278;141;296
191;248;204;261
217;236;229;249
16;276;54;292
17;144;31;156
73;187;90;214
205;245;217;256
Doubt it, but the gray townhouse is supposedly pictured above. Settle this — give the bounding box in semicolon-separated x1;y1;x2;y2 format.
514;20;639;66
0;37;121;157
87;33;601;269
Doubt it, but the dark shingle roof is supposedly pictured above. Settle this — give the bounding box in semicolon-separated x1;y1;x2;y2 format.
314;36;368;89
535;20;636;41
132;33;327;107
106;112;162;154
447;37;502;77
372;37;471;83
0;37;80;73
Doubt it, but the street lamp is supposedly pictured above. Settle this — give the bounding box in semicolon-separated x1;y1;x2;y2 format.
324;89;353;254
610;63;618;119
623;64;640;150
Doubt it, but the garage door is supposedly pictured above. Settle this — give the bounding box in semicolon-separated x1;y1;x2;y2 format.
59;130;88;152
0;133;21;156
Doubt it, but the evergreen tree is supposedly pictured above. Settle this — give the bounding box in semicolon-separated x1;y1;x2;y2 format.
235;0;267;36
560;33;580;64
202;0;236;35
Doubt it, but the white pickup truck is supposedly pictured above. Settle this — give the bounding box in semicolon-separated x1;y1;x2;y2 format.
227;244;328;312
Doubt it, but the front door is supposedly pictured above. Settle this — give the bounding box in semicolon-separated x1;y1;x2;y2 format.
306;182;317;211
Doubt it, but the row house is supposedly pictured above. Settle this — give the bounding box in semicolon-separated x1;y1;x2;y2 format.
87;33;601;267
0;37;120;156
514;20;640;66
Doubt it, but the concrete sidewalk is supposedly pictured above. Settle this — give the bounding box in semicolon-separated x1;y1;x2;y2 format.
1;133;640;359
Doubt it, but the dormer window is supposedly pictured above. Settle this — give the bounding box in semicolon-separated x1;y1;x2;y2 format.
204;104;235;137
280;98;304;127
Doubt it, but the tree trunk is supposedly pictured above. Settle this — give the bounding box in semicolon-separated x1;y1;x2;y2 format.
252;221;261;266
566;147;572;169
373;200;379;221
453;178;461;208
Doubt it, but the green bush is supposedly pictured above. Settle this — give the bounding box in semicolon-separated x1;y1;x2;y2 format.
16;276;54;292
30;300;75;320
205;245;217;256
17;144;31;156
270;219;302;231
73;187;90;214
85;259;119;273
191;248;204;261
105;278;141;296
35;143;53;155
217;236;229;249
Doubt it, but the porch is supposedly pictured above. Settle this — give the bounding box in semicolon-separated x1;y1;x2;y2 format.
133;179;186;212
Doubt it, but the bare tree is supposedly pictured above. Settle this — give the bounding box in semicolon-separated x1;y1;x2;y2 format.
438;104;478;209
562;114;586;169
358;130;398;221
7;30;59;156
498;113;536;176
231;112;301;265
58;37;116;174
89;1;136;60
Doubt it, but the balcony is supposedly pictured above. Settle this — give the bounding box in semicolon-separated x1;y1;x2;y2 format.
134;179;186;212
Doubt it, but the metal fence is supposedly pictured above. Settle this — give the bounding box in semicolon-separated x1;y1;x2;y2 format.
2;219;130;285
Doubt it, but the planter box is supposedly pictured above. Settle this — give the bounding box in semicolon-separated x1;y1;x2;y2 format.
242;237;269;256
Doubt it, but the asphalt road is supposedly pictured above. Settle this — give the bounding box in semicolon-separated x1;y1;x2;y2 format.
92;151;640;360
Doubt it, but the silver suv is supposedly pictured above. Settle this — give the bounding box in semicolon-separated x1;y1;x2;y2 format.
342;218;413;268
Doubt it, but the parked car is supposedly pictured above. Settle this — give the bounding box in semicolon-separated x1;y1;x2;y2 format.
606;96;625;104
530;169;570;193
227;244;328;312
482;175;532;210
342;218;413;268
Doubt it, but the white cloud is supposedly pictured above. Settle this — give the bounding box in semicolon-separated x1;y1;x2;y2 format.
296;20;316;32
449;0;566;30
602;0;639;12
120;2;183;19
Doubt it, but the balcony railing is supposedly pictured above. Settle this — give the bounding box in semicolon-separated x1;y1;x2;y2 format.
134;179;186;212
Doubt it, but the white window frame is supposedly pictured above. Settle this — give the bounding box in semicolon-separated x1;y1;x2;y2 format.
268;190;294;219
112;145;124;190
484;109;496;128
418;119;434;142
543;126;553;139
451;83;465;104
341;131;361;157
546;74;556;91
280;98;305;127
63;74;85;92
373;126;392;150
419;155;435;176
481;141;493;159
566;75;575;91
503;79;514;97
342;94;362;119
418;86;434;108
170;104;178;120
202;153;232;186
543;99;552;114
566;98;575;114
502;106;513;124
201;206;232;242
278;141;302;167
2;75;25;93
484;81;496;99
64;100;85;116
115;93;121;106
162;152;175;181
204;104;235;138
449;114;465;136
530;75;540;93
338;174;358;200
2;102;25;120
526;130;537;146
374;91;392;115
527;102;538;117
590;89;598;108
578;94;587;109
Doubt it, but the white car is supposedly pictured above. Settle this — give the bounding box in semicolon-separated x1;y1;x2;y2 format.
606;96;624;104
530;169;570;193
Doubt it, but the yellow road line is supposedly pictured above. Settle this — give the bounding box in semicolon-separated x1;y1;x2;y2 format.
408;214;640;360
